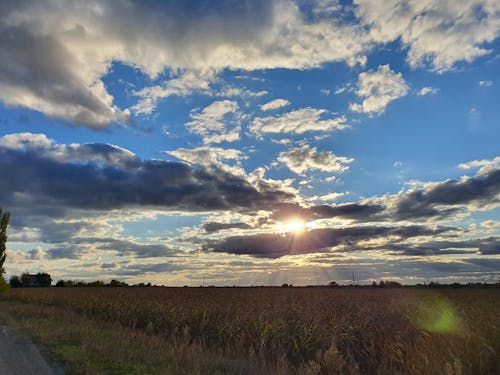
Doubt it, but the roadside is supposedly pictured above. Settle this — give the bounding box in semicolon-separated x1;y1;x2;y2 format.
0;325;65;375
0;299;247;375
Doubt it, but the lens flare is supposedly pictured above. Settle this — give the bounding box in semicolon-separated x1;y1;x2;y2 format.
412;294;462;335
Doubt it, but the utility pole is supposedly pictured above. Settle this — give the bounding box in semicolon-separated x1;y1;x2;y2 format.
352;272;355;285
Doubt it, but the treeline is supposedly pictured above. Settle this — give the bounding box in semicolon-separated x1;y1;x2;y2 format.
326;281;403;288
411;281;500;288
8;274;151;288
8;274;500;288
9;273;52;288
54;279;153;288
311;280;500;288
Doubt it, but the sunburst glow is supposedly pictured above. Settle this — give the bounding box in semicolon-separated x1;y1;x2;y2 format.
286;220;306;233
280;218;313;234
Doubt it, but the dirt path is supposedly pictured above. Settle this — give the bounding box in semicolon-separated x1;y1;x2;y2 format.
0;325;65;375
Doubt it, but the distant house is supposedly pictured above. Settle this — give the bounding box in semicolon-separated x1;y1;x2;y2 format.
21;273;38;287
21;272;52;287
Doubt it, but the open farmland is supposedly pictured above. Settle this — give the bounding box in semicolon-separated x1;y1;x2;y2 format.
1;287;499;374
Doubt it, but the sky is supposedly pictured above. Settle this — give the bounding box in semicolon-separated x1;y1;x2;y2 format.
0;0;499;286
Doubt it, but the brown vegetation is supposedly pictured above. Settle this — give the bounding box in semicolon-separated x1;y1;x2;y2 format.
1;287;499;374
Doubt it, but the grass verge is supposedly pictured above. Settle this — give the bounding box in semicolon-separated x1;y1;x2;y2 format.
0;300;251;375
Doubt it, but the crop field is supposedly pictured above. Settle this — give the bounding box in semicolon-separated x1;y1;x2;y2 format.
1;287;499;374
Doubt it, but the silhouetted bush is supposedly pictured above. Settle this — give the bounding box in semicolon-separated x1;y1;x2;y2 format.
9;275;22;288
107;279;128;287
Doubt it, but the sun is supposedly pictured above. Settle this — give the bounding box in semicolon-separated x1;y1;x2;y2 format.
281;218;309;234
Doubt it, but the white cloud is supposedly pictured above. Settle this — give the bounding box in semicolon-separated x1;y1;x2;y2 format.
355;0;500;72
0;132;138;168
468;106;481;126
315;192;346;201
459;156;500;175
320;89;331;96
217;87;268;99
133;72;268;116
260;99;291;111
311;0;342;16
166;146;247;175
0;132;53;150
250;108;349;135
28;247;46;260
132;71;215;115
479;80;494;87
350;65;408;115
481;220;500;229
185;100;241;144
278;145;353;174
167;146;245;165
418;86;439;96
0;1;370;127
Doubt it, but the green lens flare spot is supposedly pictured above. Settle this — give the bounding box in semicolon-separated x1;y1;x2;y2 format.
414;297;462;335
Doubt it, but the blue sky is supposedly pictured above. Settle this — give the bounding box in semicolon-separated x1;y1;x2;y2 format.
0;0;499;285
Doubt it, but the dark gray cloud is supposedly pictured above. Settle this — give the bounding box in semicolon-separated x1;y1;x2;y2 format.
94;238;180;258
271;168;500;223
45;237;180;260
0;135;294;215
203;225;453;258
1;134;298;257
390;170;500;220
379;244;475;256
47;245;86;260
116;262;188;276
101;262;117;269
53;236;184;259
203;221;252;233
463;237;500;255
375;237;499;256
272;202;385;222
0;22;128;127
464;257;500;269
317;236;499;257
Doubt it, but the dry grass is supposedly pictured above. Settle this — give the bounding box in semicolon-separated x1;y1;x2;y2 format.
1;287;499;374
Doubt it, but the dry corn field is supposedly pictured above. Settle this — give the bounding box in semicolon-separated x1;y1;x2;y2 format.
1;287;499;374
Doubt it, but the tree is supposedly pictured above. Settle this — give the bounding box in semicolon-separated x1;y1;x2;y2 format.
9;275;22;288
0;208;10;277
36;272;52;287
21;272;33;287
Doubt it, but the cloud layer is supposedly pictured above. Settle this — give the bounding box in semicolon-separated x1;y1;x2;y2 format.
355;0;500;72
204;225;455;258
0;133;293;214
1;1;497;127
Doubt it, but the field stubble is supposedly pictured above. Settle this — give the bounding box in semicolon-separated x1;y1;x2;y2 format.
1;287;499;374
